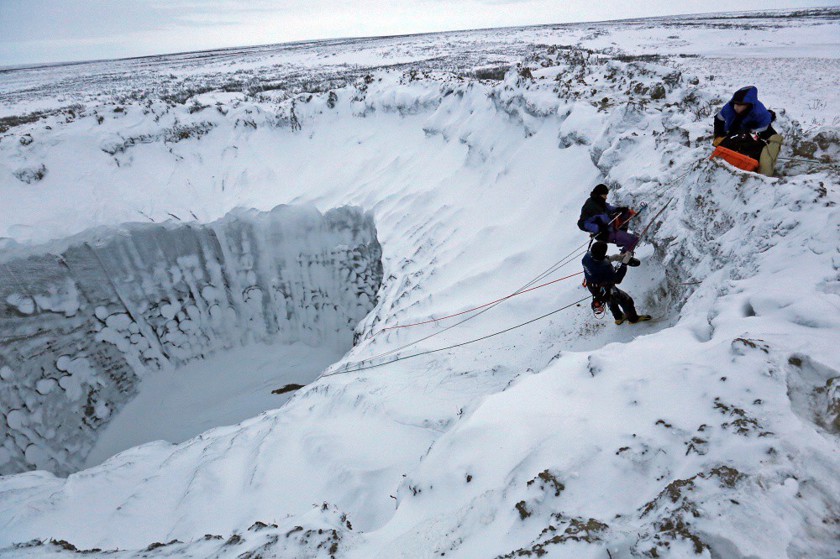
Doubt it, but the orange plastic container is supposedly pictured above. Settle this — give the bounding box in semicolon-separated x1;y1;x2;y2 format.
710;146;759;173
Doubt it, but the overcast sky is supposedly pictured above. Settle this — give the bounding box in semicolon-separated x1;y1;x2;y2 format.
0;0;836;67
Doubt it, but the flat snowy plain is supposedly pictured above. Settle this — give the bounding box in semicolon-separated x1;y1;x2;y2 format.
0;7;839;559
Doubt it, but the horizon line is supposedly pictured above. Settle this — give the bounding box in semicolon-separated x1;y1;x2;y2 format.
2;4;836;71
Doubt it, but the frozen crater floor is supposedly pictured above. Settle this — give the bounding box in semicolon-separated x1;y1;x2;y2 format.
84;341;343;469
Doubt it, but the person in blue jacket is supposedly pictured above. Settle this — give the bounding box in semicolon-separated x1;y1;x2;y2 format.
713;85;783;176
578;183;640;263
582;241;650;325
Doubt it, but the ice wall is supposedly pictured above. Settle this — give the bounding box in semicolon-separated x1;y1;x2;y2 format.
0;205;382;476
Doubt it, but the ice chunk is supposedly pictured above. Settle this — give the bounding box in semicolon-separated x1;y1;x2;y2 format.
6;293;35;314
55;355;72;372
6;409;26;430
57;357;96;401
33;279;81;317
24;444;50;468
36;378;57;395
105;313;132;331
94;400;111;420
161;302;180;320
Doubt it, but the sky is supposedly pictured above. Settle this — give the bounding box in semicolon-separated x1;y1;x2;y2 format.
0;0;837;67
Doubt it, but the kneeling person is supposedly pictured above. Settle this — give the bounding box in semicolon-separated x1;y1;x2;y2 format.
582;241;651;325
712;85;783;177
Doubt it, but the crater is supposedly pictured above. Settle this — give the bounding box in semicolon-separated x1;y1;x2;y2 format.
0;204;383;475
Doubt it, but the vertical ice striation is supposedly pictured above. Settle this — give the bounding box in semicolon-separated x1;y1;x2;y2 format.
0;205;382;476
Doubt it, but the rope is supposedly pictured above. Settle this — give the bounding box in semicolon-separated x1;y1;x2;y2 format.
370;270;584;338
777;156;838;169
324;296;590;376
360;241;590;363
644;159;704;198
628;198;673;253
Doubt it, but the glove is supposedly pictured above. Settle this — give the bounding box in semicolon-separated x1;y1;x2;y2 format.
712;136;725;147
617;206;630;214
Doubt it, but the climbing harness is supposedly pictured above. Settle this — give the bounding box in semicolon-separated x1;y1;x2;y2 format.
589;288;608;318
581;278;606;318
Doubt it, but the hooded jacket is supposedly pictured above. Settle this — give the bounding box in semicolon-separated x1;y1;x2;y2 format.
582;252;627;286
578;194;618;236
714;86;774;138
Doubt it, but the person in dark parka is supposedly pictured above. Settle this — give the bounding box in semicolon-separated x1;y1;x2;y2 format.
578;183;639;257
582;241;650;325
713;85;783;177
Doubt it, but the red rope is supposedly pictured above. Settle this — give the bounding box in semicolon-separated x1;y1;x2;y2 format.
371;271;583;337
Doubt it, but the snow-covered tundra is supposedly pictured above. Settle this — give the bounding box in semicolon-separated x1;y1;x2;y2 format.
0;8;838;559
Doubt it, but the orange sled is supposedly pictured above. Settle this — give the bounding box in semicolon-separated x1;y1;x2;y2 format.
710;146;759;173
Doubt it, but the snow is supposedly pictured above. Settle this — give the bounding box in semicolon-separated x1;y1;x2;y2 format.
84;341;343;469
0;6;839;559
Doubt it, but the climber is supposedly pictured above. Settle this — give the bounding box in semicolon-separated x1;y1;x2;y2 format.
582;241;651;325
577;183;640;265
711;85;783;177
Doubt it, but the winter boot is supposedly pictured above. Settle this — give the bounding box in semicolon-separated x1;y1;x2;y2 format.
621;253;641;267
614;315;626;325
612;253;640;267
628;315;652;323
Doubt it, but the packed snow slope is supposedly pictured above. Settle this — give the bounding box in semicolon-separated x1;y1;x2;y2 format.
1;7;839;559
